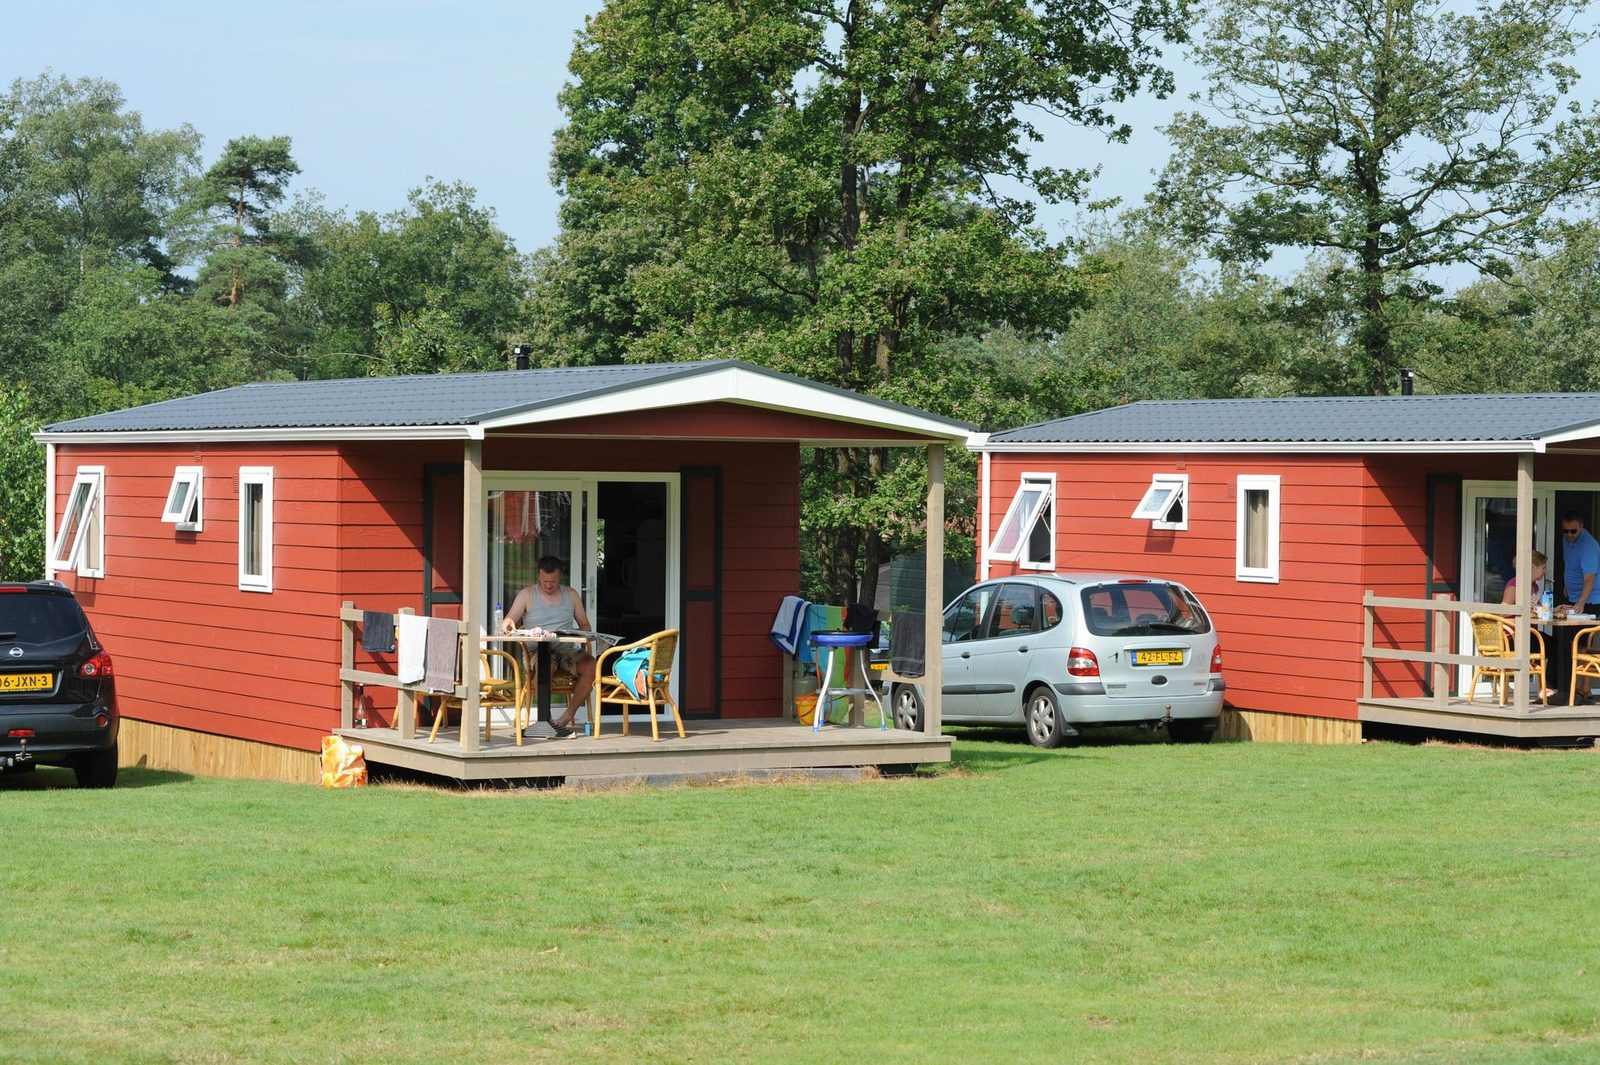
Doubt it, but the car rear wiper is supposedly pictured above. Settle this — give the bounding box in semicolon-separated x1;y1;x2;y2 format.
0;631;15;640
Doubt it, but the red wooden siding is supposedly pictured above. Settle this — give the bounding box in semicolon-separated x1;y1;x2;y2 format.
52;445;348;750
985;449;1600;722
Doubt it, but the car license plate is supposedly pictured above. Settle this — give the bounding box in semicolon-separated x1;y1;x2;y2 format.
0;672;52;692
1132;649;1184;667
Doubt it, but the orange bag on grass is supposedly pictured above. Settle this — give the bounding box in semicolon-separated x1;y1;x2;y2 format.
320;735;368;788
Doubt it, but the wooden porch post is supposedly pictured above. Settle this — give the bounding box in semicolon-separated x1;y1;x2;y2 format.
1512;453;1534;712
924;443;945;735
460;440;485;751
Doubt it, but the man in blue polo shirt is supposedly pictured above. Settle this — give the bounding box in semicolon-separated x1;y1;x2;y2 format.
1560;511;1600;613
1559;511;1600;703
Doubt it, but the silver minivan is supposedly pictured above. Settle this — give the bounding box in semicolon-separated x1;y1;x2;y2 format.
891;573;1224;747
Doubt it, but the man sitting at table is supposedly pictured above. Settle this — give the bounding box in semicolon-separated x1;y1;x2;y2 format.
502;555;597;737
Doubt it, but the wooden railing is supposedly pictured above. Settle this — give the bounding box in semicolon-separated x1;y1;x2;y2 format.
1361;592;1537;712
338;602;469;741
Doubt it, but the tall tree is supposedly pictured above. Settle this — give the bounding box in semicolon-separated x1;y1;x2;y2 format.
184;135;318;377
538;0;1188;600
289;180;531;378
0;74;200;403
1153;0;1600;394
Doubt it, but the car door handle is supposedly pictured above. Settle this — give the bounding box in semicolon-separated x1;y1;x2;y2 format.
960;651;971;659
1017;646;1029;653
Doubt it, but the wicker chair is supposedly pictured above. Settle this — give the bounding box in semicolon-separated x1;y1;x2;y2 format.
1467;613;1546;707
592;629;683;740
1568;624;1600;706
428;649;523;744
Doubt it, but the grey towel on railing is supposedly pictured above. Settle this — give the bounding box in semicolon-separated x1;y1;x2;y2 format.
890;610;925;677
424;617;459;694
361;610;396;653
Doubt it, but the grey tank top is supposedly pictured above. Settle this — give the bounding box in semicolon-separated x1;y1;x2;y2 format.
527;587;578;631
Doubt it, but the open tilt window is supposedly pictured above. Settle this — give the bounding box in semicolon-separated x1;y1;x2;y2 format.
50;467;105;577
1131;474;1188;530
989;474;1054;569
161;467;203;531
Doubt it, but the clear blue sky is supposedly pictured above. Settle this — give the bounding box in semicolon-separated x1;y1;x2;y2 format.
2;0;1191;254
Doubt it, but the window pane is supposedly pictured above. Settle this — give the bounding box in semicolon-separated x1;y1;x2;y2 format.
1025;499;1052;564
991;485;1045;557
1245;489;1268;569
943;587;992;643
53;482;92;564
244;483;264;575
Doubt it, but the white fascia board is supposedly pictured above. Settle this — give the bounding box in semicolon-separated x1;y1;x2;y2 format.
32;424;481;445
1539;424;1600;446
973;439;1545;455
476;365;971;442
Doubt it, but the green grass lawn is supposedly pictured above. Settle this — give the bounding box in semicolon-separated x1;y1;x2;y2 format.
2;735;1598;1064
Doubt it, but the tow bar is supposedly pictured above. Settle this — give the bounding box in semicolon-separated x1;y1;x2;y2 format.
2;738;32;769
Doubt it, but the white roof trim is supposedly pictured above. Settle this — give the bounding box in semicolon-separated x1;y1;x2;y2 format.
973;439;1547;455
475;364;970;441
33;425;481;445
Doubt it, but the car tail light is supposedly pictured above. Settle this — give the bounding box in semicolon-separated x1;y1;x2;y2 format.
79;651;113;678
7;729;34;738
1067;646;1100;677
0;587;24;593
1210;645;1224;674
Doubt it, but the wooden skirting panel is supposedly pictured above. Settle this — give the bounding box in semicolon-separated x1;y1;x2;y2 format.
119;718;320;785
1219;708;1362;745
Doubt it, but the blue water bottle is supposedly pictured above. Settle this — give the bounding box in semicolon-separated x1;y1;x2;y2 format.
1541;587;1553;616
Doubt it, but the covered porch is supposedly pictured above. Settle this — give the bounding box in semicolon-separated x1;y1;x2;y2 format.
333;361;969;780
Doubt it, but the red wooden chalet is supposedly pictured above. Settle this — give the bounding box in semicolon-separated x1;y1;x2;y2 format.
35;361;966;782
972;394;1600;745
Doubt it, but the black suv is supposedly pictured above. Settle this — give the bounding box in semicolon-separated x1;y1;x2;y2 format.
0;581;118;788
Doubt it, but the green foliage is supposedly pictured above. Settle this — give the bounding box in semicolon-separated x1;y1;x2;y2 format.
1154;0;1600;393
0;387;46;580
290;181;532;377
538;0;1190;599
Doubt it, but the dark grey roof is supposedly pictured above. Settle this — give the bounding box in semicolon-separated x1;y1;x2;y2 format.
43;362;708;433
988;394;1600;445
41;359;975;438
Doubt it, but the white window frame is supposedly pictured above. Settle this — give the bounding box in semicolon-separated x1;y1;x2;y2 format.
49;467;105;578
161;466;204;531
238;467;274;592
988;472;1055;570
1131;473;1189;531
1236;474;1281;583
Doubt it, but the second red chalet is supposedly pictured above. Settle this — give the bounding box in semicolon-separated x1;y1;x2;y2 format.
972;393;1600;746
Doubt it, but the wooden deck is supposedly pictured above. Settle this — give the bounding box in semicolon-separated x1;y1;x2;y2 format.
1358;696;1600;742
337;717;952;783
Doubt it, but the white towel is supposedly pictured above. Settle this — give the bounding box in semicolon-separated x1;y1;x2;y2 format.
425;617;459;694
397;613;428;684
770;595;808;655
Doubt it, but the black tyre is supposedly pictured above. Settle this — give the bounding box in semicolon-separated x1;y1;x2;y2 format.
891;685;924;732
1024;686;1073;748
1167;720;1216;744
72;744;118;789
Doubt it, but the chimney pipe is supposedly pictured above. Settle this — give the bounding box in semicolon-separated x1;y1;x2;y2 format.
1399;368;1415;396
512;343;531;371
